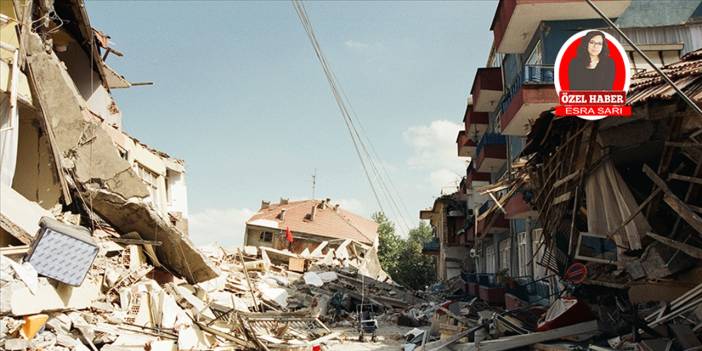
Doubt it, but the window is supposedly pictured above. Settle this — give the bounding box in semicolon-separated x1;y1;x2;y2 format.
485;244;496;274
117;147;128;161
134;163;163;213
517;232;529;277
259;231;273;242
499;239;511;275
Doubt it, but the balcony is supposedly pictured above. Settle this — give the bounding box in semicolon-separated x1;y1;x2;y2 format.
499;65;558;136
471;68;503;112
476;274;506;306
419;209;433;220
464;105;489;139
504;191;538;219
475;133;507;173
477;212;509;237
422;237;440;256
490;0;630;54
466;161;491;186
456;130;477;157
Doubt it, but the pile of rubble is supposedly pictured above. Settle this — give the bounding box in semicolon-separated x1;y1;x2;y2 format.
0;217;427;351
400;281;702;351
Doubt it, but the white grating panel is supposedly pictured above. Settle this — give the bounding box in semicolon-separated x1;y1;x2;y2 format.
28;226;98;286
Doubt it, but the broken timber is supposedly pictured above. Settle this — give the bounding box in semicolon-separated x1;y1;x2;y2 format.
643;164;702;235
445;320;599;351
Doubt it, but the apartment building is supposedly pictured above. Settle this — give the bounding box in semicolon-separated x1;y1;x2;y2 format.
424;0;702;308
0;0;213;283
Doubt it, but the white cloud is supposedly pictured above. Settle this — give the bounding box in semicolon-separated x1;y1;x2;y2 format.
335;198;366;216
403;120;469;191
344;40;369;50
188;207;255;247
404;120;464;174
430;169;461;191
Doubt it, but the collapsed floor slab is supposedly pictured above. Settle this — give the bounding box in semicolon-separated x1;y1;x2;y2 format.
24;32;217;283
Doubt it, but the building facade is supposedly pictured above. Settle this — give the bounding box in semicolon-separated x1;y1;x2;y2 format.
423;0;702;307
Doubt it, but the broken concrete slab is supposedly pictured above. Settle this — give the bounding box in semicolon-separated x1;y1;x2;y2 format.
1;254;38;295
3;278;99;316
303;272;324;287
257;281;288;308
4;338;29;350
0;183;54;244
86;187;218;284
25;32;216;284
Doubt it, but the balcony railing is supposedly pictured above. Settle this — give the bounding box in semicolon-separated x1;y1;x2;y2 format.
499;64;554;115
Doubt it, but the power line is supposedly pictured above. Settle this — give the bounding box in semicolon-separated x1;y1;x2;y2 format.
292;0;413;233
292;0;385;216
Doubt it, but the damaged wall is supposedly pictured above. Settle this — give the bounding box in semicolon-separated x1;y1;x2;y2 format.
53;29;122;128
24;32;216;283
11;106;62;210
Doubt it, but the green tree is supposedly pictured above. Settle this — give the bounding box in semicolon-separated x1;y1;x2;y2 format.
373;213;436;290
373;212;402;277
395;221;436;290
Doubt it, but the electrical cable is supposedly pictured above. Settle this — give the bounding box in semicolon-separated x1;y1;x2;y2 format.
292;0;414;233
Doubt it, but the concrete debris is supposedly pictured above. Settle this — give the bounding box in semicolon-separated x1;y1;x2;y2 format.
303;271;324;287
0;228;426;350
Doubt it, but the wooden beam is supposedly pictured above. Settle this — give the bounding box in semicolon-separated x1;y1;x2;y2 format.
552;192;573;205
605;188;661;239
448;320;600;351
553;170;581;188
663;194;702;235
421;323;486;351
669;173;702;186
238;249;260;312
438;306;474;326
488;192;507;214
665;142;702;149
643;164;702;235
646;232;702;259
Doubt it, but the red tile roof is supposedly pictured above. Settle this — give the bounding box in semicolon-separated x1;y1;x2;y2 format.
628;48;702;105
245;200;378;244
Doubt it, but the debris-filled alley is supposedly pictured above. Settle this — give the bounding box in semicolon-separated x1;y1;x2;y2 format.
2;0;702;350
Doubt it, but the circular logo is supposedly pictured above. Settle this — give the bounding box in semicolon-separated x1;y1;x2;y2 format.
554;30;631;120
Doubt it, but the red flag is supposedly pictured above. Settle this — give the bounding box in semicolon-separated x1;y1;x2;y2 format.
285;226;294;243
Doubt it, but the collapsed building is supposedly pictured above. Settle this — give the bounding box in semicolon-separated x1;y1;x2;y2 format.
0;2;424;350
0;0;214;283
245;199;378;254
416;0;702;349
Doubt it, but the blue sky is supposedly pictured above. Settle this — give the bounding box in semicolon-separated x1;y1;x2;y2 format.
86;1;497;246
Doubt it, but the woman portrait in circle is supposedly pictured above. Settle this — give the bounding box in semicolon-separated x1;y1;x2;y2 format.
567;30;615;91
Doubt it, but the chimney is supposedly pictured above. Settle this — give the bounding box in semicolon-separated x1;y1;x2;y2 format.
261;201;270;210
306;205;317;221
277;209;287;220
280;197;289;205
